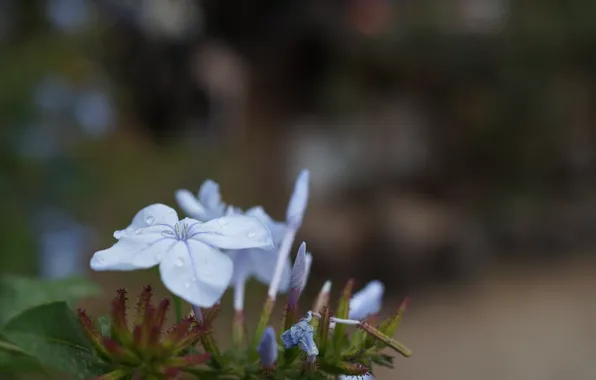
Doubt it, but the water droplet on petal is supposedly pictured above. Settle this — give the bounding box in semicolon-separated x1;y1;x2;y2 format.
175;257;185;267
218;219;228;227
98;256;106;263
135;228;143;235
162;230;175;238
145;216;155;225
248;232;257;239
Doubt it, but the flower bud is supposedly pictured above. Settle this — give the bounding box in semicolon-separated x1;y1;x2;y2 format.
286;170;310;229
257;327;278;368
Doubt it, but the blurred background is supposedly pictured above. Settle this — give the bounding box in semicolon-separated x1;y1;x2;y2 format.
1;0;596;379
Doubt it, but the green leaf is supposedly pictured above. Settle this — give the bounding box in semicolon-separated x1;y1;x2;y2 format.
0;275;102;327
2;302;111;379
0;339;47;376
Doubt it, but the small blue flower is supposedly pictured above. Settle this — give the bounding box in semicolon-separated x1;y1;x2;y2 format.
90;204;273;307
257;327;278;367
281;311;319;357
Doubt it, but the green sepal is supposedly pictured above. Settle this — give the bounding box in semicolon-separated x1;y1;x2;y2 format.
371;297;409;349
332;279;354;355
315;306;331;357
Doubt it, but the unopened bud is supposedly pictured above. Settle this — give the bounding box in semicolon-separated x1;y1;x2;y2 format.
257;327;278;367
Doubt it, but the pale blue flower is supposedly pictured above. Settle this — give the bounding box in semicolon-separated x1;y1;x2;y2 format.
175;180;226;221
90;203;273;307
257;327;278;367
281;311;319;357
175;170;309;305
340;376;374;380
349;280;385;320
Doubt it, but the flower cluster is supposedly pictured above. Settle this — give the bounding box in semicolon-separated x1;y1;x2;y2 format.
87;170;411;379
78;286;212;379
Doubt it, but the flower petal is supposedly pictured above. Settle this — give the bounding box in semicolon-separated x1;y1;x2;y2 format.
91;233;176;271
245;206;287;245
192;215;273;250
159;240;233;307
286;169;309;229
247;248;292;292
113;204;178;239
349;280;384;320
199;180;224;211
175;189;207;220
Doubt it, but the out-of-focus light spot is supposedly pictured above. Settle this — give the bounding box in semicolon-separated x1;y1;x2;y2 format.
74;89;115;138
36;209;94;279
46;0;91;32
139;0;203;40
34;75;74;116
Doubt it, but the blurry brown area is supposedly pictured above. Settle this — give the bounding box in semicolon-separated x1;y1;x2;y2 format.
3;0;596;379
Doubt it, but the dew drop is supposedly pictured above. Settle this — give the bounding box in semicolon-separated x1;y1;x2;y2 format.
248;231;257;239
162;230;175;238
97;256;106;263
135;228;143;235
145;216;155;225
175;257;185;267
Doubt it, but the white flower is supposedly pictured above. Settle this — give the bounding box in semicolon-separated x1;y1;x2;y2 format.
349;280;385;320
340;376;374;380
91;204;273;307
175;179;226;221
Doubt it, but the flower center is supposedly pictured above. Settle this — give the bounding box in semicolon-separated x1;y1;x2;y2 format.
163;222;192;241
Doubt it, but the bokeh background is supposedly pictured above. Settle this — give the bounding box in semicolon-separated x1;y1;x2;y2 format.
2;0;596;379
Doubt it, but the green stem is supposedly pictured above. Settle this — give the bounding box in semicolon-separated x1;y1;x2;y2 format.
252;296;275;350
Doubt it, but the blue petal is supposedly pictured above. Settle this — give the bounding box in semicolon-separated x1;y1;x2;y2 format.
199;180;226;216
349;280;384;320
159;240;233;307
191;215;273;250
286;170;310;229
